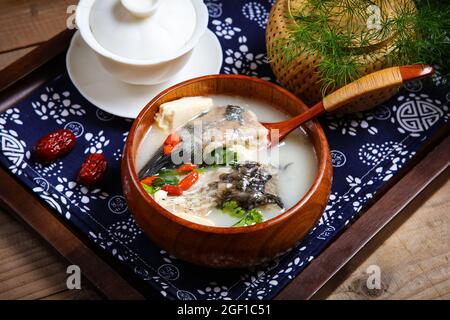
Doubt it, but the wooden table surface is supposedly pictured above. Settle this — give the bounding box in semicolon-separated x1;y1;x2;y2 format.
0;0;448;300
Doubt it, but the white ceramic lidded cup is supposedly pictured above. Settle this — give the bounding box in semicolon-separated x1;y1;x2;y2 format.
76;0;209;85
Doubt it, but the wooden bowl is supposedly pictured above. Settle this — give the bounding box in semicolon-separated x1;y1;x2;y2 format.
122;75;332;268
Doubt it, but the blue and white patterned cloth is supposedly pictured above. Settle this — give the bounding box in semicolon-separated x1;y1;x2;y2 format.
0;0;449;300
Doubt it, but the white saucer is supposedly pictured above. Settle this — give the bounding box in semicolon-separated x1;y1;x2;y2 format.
66;30;223;118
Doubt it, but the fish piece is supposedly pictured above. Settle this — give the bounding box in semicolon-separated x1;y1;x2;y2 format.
217;161;284;210
154;167;231;219
199;105;269;151
140;105;269;179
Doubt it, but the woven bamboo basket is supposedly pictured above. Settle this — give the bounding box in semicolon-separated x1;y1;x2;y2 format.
266;0;415;112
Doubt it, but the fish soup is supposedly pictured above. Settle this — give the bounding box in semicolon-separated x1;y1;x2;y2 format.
136;95;317;227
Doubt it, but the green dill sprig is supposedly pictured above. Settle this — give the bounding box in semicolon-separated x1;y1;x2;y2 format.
275;0;450;95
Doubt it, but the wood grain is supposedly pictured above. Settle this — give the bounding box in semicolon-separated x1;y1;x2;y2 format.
0;205;100;300
0;47;36;71
0;0;87;300
276;130;449;300
326;171;450;300
0;168;144;300
0;0;73;52
0;29;74;92
0;26;148;300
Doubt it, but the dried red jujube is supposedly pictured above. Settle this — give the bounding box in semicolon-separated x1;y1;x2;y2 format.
34;129;76;163
78;153;108;187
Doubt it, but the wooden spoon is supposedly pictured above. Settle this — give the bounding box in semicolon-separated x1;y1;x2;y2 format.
262;65;435;142
140;65;433;178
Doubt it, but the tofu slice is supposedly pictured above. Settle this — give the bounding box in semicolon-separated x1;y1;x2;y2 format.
155;96;213;131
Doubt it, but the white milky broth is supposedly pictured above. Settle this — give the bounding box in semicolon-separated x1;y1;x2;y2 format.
137;95;318;227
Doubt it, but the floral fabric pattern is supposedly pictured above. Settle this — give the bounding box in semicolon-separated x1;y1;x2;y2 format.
0;0;449;300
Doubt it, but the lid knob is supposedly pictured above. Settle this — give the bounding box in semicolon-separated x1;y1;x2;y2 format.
120;0;161;18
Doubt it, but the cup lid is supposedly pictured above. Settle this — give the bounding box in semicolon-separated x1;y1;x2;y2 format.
89;0;197;60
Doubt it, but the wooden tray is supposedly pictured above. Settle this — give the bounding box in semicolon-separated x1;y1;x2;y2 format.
0;30;449;300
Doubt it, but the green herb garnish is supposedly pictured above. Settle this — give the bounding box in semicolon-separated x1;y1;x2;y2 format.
141;183;160;195
205;147;238;167
221;201;264;227
233;209;264;227
152;176;179;187
159;167;207;175
157;169;178;177
222;201;246;218
274;0;450;94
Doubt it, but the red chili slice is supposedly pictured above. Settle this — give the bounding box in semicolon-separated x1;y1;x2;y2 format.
163;133;181;155
164;133;180;146
178;171;199;191
176;163;197;174
141;176;157;186
163;145;175;155
162;185;183;196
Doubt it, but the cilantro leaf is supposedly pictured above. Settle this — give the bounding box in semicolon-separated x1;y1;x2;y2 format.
222;201;246;218
233;209;264;227
152;176;179;187
141;183;160;195
205;147;238;167
157;169;178;177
